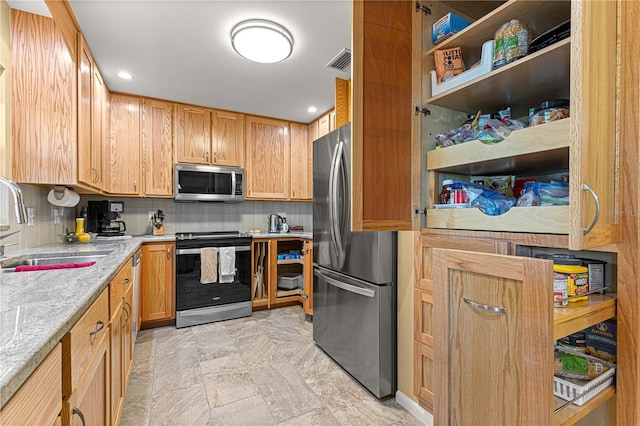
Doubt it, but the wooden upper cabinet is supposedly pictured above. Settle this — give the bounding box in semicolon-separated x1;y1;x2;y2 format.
108;94;141;195
351;0;415;231
174;104;211;165
290;122;311;200
212;110;245;167
245;115;290;199
318;111;333;138
141;99;174;197
11;10;77;185
568;0;620;250
77;33;106;191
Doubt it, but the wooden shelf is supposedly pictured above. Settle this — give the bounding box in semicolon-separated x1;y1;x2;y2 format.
427;38;571;117
553;385;615;426
427;118;570;175
277;258;304;265
427;205;569;234
553;294;617;341
426;0;571;57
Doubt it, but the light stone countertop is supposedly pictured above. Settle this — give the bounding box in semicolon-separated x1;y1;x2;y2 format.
0;234;174;408
0;231;313;407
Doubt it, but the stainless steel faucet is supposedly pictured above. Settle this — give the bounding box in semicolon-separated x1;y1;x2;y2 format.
0;177;28;224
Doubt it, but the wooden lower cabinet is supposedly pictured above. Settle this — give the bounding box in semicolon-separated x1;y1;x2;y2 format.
251;238;313;314
433;249;553;425
123;286;134;392
109;305;123;425
413;232;510;412
0;343;62;426
141;242;175;326
62;330;110;426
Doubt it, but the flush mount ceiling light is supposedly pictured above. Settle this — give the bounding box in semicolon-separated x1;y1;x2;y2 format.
231;19;293;64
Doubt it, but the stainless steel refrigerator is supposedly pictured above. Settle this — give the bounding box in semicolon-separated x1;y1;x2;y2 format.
312;122;397;399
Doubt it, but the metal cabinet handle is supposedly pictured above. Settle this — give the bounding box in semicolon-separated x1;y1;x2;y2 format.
463;297;506;314
89;320;105;336
123;301;131;327
582;183;600;235
214;152;217;163
73;407;87;426
166;182;170;193
120;278;130;285
134;180;137;192
206;151;209;162
167;248;172;259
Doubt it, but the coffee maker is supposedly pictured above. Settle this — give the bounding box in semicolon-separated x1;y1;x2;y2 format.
87;200;127;236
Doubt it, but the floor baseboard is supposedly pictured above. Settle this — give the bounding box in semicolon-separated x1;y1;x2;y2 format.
395;391;433;425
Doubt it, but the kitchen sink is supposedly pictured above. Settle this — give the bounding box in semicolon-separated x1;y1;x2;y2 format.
1;251;112;272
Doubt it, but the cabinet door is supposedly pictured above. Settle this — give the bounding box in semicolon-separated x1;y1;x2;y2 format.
432;249;553;426
212;110;244;167
123;286;134;392
109;302;123;425
91;66;105;190
11;10;77;185
108;94;141;195
142;99;174;197
290;122;312;200
65;329;110;426
175;104;210;164
351;1;415;231
318;112;331;138
77;34;95;188
303;240;313;315
568;0;619;249
141;242;175;323
245;116;290;199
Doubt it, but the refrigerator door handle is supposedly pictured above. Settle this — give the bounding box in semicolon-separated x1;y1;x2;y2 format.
332;141;345;258
314;268;376;298
329;142;343;258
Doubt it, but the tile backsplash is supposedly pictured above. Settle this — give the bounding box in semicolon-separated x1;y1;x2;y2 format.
0;184;313;255
0;184;75;255
83;197;313;236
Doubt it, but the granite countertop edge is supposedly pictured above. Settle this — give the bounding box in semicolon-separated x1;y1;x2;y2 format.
0;234;175;408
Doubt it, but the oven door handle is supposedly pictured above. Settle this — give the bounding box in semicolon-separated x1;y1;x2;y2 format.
176;247;251;255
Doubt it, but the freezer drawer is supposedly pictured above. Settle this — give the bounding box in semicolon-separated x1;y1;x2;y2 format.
312;265;396;398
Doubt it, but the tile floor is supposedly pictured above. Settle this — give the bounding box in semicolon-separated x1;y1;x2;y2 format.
120;305;421;426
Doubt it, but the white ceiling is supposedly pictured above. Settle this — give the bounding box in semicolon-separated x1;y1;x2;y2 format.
8;0;352;124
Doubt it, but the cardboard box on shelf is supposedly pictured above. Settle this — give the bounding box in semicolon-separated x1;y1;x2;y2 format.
585;320;616;363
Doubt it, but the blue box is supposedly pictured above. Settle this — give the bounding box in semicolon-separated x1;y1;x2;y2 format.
432;12;472;44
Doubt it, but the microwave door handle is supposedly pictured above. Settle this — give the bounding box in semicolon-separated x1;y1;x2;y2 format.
231;171;236;198
329;143;340;256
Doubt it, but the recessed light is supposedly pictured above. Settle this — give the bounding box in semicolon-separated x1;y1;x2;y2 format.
118;71;133;80
307;106;318;113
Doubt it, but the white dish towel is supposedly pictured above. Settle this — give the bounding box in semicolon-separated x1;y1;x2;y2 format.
200;247;218;284
218;247;236;283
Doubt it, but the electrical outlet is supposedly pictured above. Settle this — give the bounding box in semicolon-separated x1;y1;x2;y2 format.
52;208;61;225
148;211;156;221
277;212;286;220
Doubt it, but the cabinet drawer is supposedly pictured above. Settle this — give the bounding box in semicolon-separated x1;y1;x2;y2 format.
0;343;62;426
109;258;133;319
62;288;109;396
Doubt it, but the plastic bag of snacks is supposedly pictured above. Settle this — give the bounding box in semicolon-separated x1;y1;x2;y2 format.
493;19;531;69
434;47;466;83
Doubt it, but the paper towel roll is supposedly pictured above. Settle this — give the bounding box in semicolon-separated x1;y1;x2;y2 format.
47;187;80;207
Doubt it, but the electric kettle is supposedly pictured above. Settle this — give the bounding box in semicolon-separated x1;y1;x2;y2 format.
268;214;283;233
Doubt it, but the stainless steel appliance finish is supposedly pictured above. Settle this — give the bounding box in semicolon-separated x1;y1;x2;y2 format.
268;214;285;234
131;248;142;344
174;164;245;202
312;123;397;398
175;231;252;328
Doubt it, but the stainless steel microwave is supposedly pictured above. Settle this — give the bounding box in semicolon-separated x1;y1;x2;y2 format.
174;164;245;202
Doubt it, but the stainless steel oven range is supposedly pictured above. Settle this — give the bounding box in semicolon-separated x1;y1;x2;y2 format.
175;231;253;328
